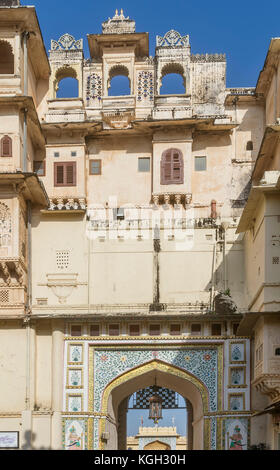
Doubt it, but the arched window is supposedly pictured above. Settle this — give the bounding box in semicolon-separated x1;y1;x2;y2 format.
0;135;12;157
161;148;184;184
160;64;186;95
55;67;79;98
108;65;130;96
246;141;253;151
57;77;79;98
0;40;14;74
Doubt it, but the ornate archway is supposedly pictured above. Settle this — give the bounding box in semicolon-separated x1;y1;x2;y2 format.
99;359;210;450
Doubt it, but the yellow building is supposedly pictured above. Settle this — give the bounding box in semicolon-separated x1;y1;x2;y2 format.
0;0;279;450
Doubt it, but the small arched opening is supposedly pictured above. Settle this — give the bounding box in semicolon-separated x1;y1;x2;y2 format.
55;67;79;98
108;65;130;96
160;64;186;95
0;40;14;74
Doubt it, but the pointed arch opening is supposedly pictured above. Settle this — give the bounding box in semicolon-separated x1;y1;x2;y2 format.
160;63;186;95
99;360;208;450
108;65;131;96
54;66;79;98
0;40;14;74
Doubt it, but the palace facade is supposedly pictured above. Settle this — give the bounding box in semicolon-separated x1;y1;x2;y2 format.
0;0;279;450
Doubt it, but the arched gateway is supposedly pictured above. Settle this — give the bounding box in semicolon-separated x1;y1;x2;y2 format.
62;339;251;450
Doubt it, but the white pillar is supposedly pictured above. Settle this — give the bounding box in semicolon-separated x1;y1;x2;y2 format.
51;319;64;449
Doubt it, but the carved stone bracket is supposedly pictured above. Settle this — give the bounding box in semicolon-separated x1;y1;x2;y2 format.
252;374;280;401
152;193;192;207
0;259;26;286
0;261;11;286
101;111;135;130
48;197;86;212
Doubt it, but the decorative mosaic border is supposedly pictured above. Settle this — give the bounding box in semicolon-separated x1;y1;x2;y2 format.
228;393;246;412
66;368;84;389
67;343;84;365
229;341;247;364
66;393;84;413
228;366;247;388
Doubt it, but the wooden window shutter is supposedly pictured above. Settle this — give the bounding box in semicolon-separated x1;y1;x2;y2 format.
66;163;74;184
54;162;76;186
1;135;12;157
161;148;183;184
55;164;64;185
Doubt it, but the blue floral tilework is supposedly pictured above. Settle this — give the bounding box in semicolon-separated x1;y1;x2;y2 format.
93;348;218;412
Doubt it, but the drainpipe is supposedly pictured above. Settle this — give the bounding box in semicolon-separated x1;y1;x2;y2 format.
274;65;278;124
23;31;29;96
23;199;32;448
23;108;28;172
221;221;230;292
232;97;238;161
22;31;29;172
210;241;217;311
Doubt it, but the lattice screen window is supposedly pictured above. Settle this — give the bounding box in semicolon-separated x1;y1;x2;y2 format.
273;257;279;265
56;250;69;269
0;289;9;303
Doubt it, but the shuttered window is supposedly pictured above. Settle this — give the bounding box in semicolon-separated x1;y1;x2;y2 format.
170;324;181;335
90;325;100;337
211;323;222;336
108;324;120;336
90;159;102;175
129;324;140;336
54;162;76;186
71;325;82;337
149;324;160;336
161;148;184;184
0;135;12;157
191;324;201;335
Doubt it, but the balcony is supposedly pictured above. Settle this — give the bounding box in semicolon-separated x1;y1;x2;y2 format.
0;257;27;315
44;98;86;123
102;95;136;111
153;95;192;120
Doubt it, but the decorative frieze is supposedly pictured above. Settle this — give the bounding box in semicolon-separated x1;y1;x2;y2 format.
156;30;190;48
51;34;83;52
191;53;226;63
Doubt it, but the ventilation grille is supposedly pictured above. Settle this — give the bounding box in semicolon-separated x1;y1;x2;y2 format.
56;250;69;269
0;289;9;303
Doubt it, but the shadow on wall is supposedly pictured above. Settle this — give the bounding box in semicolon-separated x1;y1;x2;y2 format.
21;430;51;450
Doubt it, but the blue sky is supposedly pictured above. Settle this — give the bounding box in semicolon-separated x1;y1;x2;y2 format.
22;0;280;87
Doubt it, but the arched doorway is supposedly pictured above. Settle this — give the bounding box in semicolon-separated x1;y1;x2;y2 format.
99;360;208;450
126;389;190;450
144;441;171;450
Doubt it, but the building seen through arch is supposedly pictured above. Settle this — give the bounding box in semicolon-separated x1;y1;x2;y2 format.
0;2;279;451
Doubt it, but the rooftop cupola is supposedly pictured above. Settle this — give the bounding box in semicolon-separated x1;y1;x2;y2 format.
102;9;136;34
